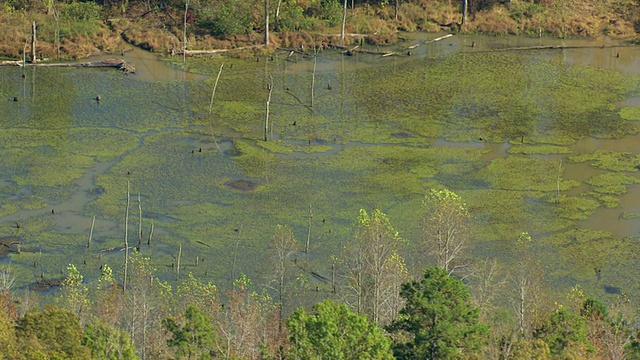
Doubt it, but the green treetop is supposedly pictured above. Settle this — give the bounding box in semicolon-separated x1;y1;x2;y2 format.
387;267;488;359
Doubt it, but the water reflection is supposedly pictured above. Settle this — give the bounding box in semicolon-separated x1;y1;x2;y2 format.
86;44;205;82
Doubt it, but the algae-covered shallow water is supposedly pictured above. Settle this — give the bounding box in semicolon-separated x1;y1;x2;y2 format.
1;34;640;305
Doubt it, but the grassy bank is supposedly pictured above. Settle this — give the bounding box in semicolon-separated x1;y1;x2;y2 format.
0;0;638;60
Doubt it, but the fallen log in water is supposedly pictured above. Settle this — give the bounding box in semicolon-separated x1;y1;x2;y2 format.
178;45;264;56
486;44;637;52
0;59;135;73
407;34;454;49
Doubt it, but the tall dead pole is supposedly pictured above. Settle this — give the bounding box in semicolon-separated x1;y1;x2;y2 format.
311;49;318;108
264;76;274;141
306;204;313;259
461;0;468;26
264;0;270;45
340;0;347;44
87;215;95;248
123;181;130;292
208;63;225;115
183;0;189;63
31;21;37;64
177;243;182;279
231;225;242;284
137;193;142;250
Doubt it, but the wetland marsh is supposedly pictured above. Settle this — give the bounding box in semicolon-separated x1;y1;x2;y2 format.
1;34;640;304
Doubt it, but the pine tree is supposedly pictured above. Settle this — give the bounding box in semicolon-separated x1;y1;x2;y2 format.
387;267;488;359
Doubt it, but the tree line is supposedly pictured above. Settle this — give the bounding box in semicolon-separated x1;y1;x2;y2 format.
0;0;638;60
1;187;639;359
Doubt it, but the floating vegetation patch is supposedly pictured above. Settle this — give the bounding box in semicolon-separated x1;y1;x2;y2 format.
478;157;579;191
619;107;640;121
569;150;640;172
586;172;640;195
463;190;570;241
552;195;601;220
621;212;640;219
352;53;640;142
590;193;620;208
538;228;640;297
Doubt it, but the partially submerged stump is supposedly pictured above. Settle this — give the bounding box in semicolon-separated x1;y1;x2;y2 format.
0;236;21;257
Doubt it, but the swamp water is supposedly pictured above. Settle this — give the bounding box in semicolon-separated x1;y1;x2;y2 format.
1;35;640;305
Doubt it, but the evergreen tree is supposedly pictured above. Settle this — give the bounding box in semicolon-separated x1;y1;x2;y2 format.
83;319;139;360
287;299;394;360
534;306;594;358
387;267;488;359
163;305;215;359
16;306;92;359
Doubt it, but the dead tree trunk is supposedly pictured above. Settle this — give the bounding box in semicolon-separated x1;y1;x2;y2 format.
183;0;189;64
123;181;130;292
87;216;95;248
340;0;348;44
311;49;317;108
264;0;270;45
461;0;468;26
137;193;142;250
274;0;282;31
209;63;224;115
31;21;36;64
264;77;274;141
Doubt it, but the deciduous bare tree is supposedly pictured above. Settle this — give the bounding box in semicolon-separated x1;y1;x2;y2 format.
269;224;299;331
340;208;406;325
421;188;472;275
509;232;545;339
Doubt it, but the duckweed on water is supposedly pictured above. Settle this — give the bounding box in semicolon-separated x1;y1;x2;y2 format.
590;193;620;208
3;44;640;302
619;107;640;121
586;172;640;195
478;157;579;192
569;150;640;172
352;53;640;142
552;195;601;220
540;229;640;297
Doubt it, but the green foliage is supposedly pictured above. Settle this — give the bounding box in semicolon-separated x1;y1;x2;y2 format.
287;299;394;359
508;1;546;21
387;267;488;359
277;0;319;30
61;2;102;21
305;0;343;27
82;320;139;360
164;306;215;359
534;307;593;357
0;307;21;360
194;0;255;37
16;306;92;360
59;263;91;322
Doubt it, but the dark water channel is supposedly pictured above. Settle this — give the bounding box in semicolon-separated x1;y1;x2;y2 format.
1;34;640;303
